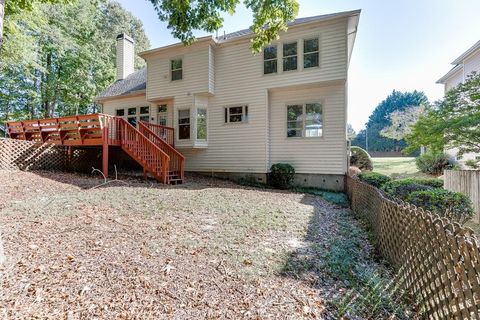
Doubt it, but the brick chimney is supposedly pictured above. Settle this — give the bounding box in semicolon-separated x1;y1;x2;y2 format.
116;33;135;80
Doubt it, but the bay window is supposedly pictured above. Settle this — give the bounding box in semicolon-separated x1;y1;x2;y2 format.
178;109;190;140
196;108;207;140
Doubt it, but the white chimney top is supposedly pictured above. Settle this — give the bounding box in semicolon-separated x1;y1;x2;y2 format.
116;33;135;81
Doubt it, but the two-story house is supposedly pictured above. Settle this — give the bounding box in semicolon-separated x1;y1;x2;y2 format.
95;10;361;191
437;40;480;167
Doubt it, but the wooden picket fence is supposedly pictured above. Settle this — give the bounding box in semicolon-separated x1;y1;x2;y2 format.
445;170;480;223
346;176;480;319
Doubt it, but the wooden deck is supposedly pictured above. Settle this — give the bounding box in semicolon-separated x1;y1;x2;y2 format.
5;114;184;184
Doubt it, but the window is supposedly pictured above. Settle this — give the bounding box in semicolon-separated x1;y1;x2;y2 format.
263;45;277;74
304;38;319;68
116;109;125;116
224;105;248;123
178;109;190;140
157;104;168;126
196;108;207;140
287;102;322;138
117;106;150;127
128;108;136;116
171;59;183;81
283;42;297;71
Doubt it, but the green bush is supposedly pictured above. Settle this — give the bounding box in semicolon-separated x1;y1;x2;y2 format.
269;163;295;189
350;146;373;171
358;172;391;188
406;189;474;224
416;151;452;175
409;178;444;188
382;179;433;200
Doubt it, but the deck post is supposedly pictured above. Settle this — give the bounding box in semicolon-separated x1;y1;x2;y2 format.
102;126;109;178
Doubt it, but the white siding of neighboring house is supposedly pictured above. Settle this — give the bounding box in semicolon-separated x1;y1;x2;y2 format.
464;50;480;77
445;68;463;92
179;18;348;174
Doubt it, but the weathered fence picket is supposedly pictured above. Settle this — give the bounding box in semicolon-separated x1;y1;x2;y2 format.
444;170;480;223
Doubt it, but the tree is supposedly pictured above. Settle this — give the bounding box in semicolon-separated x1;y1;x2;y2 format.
405;73;480;164
0;0;150;121
347;124;357;140
380;104;427;140
352;90;429;152
147;0;299;52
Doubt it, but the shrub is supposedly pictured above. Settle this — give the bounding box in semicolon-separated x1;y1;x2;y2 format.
358;172;391;188
382;179;433;200
410;178;444;188
350;146;373;171
416;151;452;175
406;189;474;224
269;163;295;189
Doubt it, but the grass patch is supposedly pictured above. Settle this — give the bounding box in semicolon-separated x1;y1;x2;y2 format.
372;157;432;179
291;187;349;207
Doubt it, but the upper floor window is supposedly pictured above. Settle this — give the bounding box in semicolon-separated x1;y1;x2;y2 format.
225;105;248;123
283;42;297;71
287;102;322;138
304;38;319;68
263;45;277;74
171;59;183;81
178;109;190;140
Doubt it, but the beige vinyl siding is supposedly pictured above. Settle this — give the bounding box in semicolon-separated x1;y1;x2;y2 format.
445;68;464;92
145;42;212;101
208;45;215;94
269;84;347;175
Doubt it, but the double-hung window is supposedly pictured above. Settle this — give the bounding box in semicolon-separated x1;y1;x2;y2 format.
196;108;207;140
263;45;277;74
171;59;183;81
178;109;190;140
283;42;298;71
115;106;150;127
287;103;322;138
157;104;168;126
225;105;248;123
304;38;319;68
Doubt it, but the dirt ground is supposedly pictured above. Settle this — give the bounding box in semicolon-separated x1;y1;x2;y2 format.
0;170;406;319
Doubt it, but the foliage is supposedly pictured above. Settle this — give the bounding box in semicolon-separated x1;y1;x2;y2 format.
0;0;150;122
147;0;299;52
358;172;391;188
347;123;357;140
352;90;428;152
380;105;426;140
406;189;474;224
381;179;434;201
415;151;452;175
405;73;480;165
350;146;373;171
291;187;349;207
269;163;295;189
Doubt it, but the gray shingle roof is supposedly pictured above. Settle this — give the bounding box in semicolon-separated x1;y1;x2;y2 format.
96;68;146;100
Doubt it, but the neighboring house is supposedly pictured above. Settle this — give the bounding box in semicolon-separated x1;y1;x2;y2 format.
95;10;361;191
437;40;480;167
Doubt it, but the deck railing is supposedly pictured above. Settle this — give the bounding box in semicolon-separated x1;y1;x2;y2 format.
138;122;184;181
139;121;175;147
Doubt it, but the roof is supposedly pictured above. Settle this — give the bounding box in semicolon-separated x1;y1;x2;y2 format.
96;68;146;101
98;10;361;101
436;64;463;84
452;40;480;65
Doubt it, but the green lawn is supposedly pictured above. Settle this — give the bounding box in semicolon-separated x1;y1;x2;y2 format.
372;157;431;179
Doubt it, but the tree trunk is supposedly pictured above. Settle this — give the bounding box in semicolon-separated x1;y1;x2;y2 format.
0;0;5;51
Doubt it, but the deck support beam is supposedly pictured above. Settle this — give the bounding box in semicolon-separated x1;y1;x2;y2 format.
102;126;109;177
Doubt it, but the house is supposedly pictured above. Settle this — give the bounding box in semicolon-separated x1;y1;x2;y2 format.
437;40;480;167
94;10;360;190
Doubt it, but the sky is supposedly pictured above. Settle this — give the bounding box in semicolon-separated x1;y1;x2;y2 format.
117;0;480;132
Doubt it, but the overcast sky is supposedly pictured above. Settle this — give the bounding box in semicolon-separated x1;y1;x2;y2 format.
117;0;480;132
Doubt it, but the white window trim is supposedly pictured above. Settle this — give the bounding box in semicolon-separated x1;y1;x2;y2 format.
263;45;278;75
303;37;320;69
178;108;191;140
170;57;183;81
282;41;298;72
157;104;168;126
286;102;323;139
224;105;249;124
116;106;151;126
196;108;207;141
